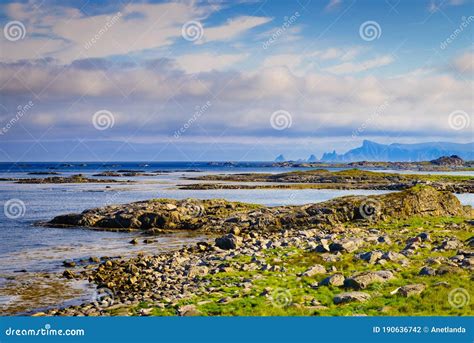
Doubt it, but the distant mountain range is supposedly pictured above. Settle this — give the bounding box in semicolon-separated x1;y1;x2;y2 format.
275;141;474;162
319;140;474;162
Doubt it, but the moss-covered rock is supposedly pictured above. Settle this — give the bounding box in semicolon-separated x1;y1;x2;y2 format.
47;186;472;233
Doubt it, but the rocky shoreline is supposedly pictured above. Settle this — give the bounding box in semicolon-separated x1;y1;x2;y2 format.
207;156;474;172
185;169;474;193
29;186;474;316
47;186;472;233
0;174;133;184
271;155;474;171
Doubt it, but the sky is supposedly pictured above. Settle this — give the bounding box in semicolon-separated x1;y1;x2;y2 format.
0;0;473;161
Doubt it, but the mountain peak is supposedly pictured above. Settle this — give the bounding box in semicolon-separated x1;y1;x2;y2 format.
274;154;286;162
320;141;474;162
362;140;379;147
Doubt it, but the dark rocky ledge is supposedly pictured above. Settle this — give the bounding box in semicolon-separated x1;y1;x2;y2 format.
0;174;132;184
48;186;472;234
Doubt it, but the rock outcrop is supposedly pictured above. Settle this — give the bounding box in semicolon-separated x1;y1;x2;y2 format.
430;155;464;166
47;186;472;233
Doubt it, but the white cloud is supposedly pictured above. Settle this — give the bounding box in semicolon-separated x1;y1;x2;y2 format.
325;0;342;11
257;24;303;45
428;0;465;12
176;52;248;73
453;52;473;74
323;55;394;74
0;2;270;63
196;15;272;44
262;54;305;72
1;60;471;142
316;47;363;61
260;48;363;75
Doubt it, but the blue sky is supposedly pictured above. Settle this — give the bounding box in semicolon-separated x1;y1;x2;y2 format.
0;0;472;161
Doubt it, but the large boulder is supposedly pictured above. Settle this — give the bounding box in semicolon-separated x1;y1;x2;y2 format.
321;274;345;287
215;234;242;250
397;284;425;297
374;186;471;219
344;271;394;289
334;291;371;304
301;264;326;277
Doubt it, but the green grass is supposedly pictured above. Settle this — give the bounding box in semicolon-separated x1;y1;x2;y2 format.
118;216;473;316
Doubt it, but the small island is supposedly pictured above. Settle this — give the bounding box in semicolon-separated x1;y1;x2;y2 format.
182;168;474;193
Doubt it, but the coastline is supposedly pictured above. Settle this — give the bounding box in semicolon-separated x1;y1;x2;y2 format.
14;186;474;317
1;163;473;317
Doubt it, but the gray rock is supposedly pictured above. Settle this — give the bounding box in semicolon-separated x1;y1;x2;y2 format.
178;304;201;316
382;251;407;263
330;239;359;253
63;260;76;268
359;251;383;264
187;265;209;278
320;273;345;287
318;239;331;251
377;235;392;245
89;256;101;263
315;244;330;253
230;227;241;236
165;203;177;210
417;232;430;241
301;264;326;277
398;284;425;297
419;266;436;276
439;239;462;250
215;234;242;250
62;270;76;279
334;291;371;304
466;236;474;247
344;270;394;289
